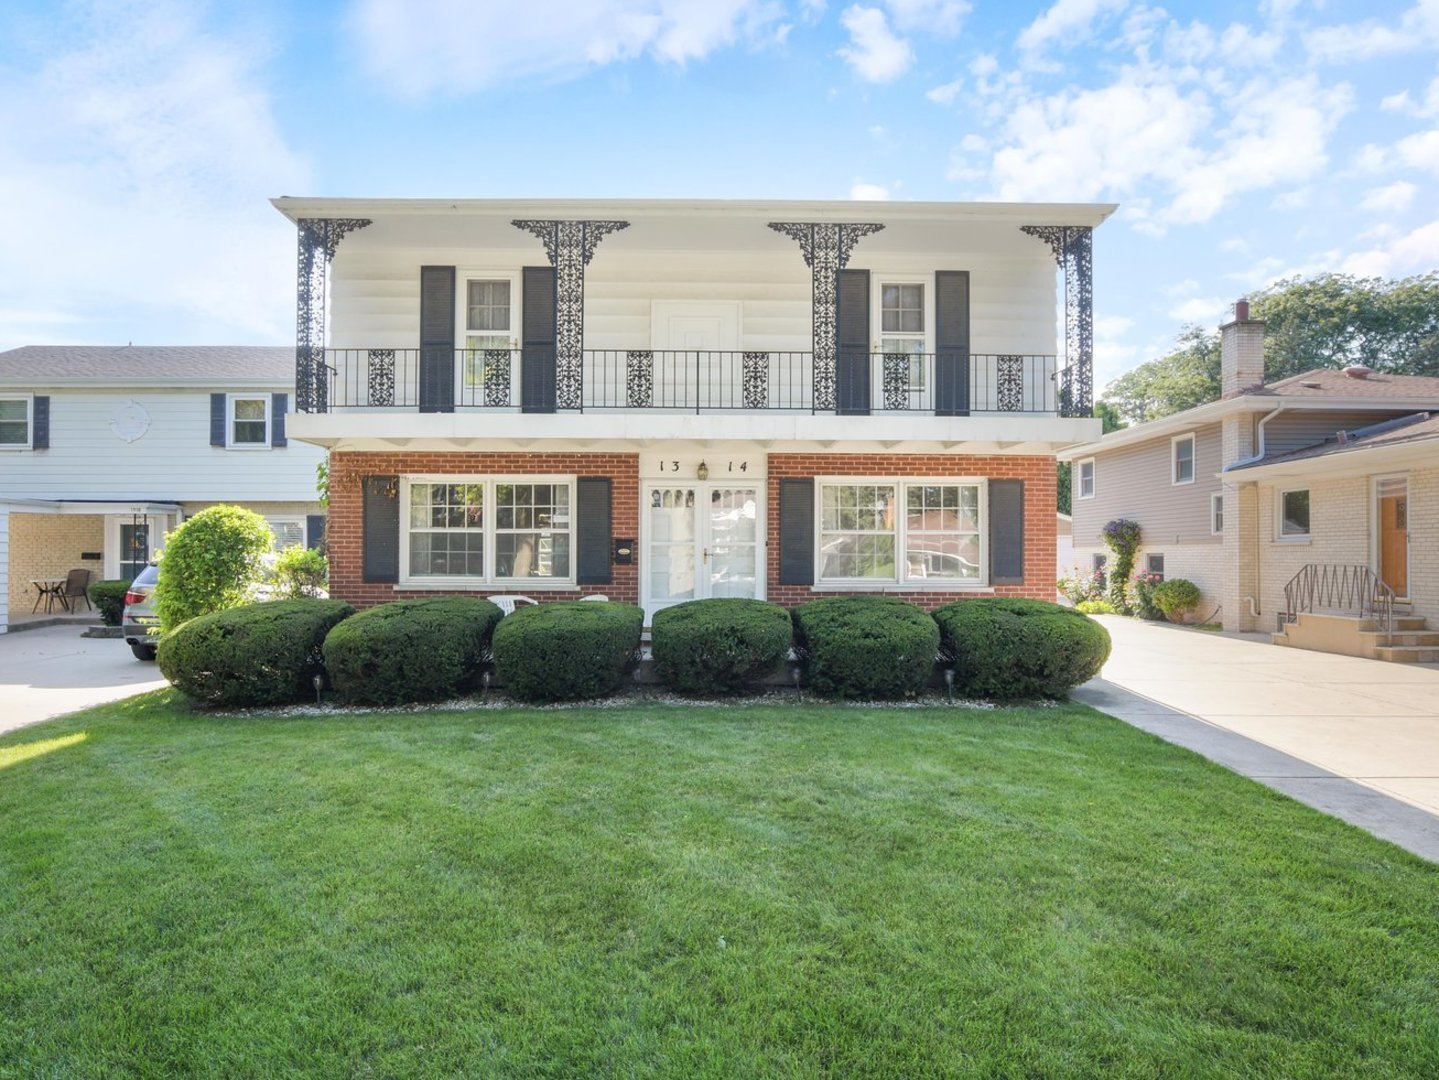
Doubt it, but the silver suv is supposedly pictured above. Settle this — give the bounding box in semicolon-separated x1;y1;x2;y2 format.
121;564;160;661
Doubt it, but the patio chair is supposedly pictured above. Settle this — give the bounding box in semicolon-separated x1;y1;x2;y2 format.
487;594;538;616
61;568;92;612
579;594;609;602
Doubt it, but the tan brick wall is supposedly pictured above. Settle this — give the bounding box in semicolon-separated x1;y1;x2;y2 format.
7;514;105;611
1071;542;1225;620
1409;466;1439;624
1220;413;1260;631
1257;475;1370;630
766;453;1058;610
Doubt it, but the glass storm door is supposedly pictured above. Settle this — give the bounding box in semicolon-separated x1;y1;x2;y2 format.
645;484;761;620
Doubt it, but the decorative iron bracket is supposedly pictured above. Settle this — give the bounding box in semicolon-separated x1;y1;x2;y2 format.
511;219;630;409
768;222;884;410
296;217;371;412
1020;225;1093;417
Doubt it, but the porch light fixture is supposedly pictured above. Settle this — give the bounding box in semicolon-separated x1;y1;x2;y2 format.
696;460;709;480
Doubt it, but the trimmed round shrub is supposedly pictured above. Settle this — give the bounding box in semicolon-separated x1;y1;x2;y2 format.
157;599;354;707
494;601;644;703
1153;578;1202;622
155;505;273;632
322;596;503;706
652;598;792;695
89;579;131;627
933;598;1110;701
792;596;939;699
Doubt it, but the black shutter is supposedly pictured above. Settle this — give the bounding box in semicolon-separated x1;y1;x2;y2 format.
420;265;456;413
31;395;49;449
836;268;870;415
576;477;612;585
210;393;227;447
778;478;815;586
362;476;400;584
935;271;970;416
271;393;288;446
522;265;557;413
989;479;1024;585
306;514;326;551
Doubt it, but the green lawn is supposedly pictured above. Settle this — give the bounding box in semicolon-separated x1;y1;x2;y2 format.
3;693;1438;1078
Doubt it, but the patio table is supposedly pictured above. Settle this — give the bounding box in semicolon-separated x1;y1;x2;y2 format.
30;578;70;614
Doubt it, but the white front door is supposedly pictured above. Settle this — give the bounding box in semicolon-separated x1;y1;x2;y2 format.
644;483;762;621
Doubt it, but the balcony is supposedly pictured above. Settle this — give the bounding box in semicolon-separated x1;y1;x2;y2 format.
310;348;1082;416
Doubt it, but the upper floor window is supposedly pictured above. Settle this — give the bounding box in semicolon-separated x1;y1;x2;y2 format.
229;395;269;447
1172;433;1195;485
0;395;31;448
1076;458;1095;500
880;282;926;391
818;479;984;586
464;279;514;389
1279;488;1310;539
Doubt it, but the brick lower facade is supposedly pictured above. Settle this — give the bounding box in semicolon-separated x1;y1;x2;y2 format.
326;449;1058;613
7;513;104;612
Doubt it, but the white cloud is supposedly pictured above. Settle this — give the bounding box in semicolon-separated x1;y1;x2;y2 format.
1167;297;1228;324
849;181;891;199
1342;218;1439;276
0;1;308;348
1396;128;1439;173
1359;180;1418;214
838;5;913;82
1304;0;1439;62
927;78;964;104
883;0;970;35
1017;0;1128;53
351;0;786;96
1163;278;1199;297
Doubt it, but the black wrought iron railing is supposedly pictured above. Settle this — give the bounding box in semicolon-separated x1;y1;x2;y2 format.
315;348;1072;415
1283;563;1396;644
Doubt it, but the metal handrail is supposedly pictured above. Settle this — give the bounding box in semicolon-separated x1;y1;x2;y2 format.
1282;563;1395;645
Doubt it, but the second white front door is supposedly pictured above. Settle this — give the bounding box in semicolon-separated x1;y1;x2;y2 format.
645;483;762;621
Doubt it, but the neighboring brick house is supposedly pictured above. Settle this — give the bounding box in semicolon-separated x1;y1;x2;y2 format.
275;198;1110;622
1060;302;1439;658
0;346;326;632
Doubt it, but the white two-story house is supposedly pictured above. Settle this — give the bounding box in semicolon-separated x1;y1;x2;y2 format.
0;346;326;631
273;198;1111;622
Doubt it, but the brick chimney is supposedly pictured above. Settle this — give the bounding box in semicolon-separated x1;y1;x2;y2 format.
1220;298;1265;399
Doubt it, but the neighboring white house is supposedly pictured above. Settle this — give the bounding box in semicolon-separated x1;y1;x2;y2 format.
0;346;326;632
270;197;1112;622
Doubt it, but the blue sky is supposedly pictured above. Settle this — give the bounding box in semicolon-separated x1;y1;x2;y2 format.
1;0;1436;392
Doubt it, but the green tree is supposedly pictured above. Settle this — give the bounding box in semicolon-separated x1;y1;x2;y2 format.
155;505;274;632
1101;325;1221;425
1057;400;1126;515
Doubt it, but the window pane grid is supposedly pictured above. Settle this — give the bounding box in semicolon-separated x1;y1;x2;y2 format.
0;398;27;445
409;483;485;577
819;482;983;584
495;483;571;579
231;398;268;445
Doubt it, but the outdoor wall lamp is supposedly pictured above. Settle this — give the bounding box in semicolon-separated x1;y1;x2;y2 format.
696;460;709;480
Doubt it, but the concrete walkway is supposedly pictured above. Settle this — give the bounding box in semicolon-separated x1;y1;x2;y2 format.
0;626;167;735
1075;615;1439;860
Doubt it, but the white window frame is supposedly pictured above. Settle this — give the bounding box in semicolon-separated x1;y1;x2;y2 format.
1171;433;1196;486
814;476;988;589
1277;487;1312;541
1076;457;1095;500
1145;553;1165;580
1211;492;1224;536
266;516;307;551
227;394;270;449
0;393;34;450
399;475;577;589
872;275;933;397
457;270;521;393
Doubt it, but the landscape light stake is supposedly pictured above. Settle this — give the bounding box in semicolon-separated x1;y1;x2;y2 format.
312;673;324;706
944;668;955;703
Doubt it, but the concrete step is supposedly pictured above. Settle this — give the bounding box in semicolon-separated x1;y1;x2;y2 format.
1372;646;1439;664
1359;631;1439;647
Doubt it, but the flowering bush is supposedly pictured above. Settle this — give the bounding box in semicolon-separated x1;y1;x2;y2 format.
1100;518;1142;613
1057;567;1107;606
1154;578;1203;622
1130;572;1165;620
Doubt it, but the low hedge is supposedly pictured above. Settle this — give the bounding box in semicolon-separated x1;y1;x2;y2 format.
791;596;939;699
89;580;131;627
651;598;793;694
322;596;503;706
933;598;1110;700
157;599;354;707
494;601;643;703
1153;578;1202;622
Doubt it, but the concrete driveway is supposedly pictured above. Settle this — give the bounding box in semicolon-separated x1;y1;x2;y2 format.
1086;615;1439;817
0;627;167;735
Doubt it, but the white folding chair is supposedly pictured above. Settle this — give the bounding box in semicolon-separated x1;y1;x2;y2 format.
488;594;538;616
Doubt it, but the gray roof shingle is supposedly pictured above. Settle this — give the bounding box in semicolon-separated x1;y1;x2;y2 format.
1255;368;1439;399
0;345;294;385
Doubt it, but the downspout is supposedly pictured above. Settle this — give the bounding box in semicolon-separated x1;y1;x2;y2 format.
1223;403;1285;627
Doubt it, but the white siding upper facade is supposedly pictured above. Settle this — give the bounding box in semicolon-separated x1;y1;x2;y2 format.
0;388;324;502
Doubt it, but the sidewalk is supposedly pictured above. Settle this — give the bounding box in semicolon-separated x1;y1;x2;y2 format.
0;626;167;735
